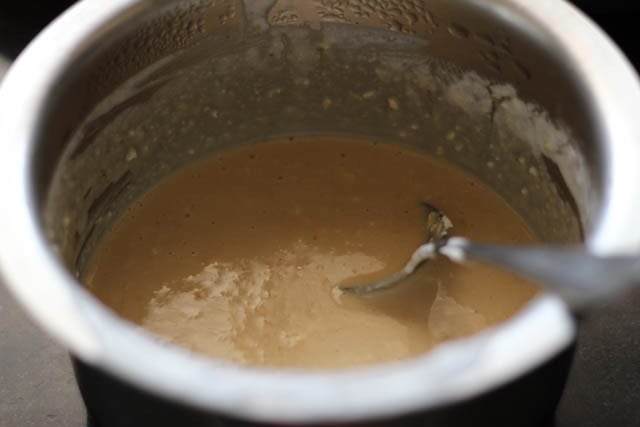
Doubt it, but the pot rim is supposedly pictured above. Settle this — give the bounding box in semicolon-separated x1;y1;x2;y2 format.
1;0;639;423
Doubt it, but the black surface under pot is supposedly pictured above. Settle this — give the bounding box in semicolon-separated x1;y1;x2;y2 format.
73;347;575;427
2;1;640;426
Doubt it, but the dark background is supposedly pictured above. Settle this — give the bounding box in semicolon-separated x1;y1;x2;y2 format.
1;1;639;426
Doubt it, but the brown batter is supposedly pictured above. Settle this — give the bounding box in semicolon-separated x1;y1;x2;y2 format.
83;137;538;369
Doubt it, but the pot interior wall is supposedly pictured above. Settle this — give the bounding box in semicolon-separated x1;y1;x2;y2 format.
37;0;594;275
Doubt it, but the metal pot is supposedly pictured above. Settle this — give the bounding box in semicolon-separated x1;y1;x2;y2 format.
1;0;640;426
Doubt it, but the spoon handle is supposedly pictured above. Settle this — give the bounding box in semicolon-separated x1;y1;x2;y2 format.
453;240;640;309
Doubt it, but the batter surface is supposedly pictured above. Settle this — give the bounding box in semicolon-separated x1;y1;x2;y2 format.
84;137;538;369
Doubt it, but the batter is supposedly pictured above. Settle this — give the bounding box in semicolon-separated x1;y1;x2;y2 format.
83;137;538;369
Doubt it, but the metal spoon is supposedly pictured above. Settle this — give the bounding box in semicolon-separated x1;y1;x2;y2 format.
340;203;640;309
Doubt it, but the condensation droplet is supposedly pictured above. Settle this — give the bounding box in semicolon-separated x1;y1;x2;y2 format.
512;59;532;80
362;90;376;100
387;97;400;111
126;148;138;162
448;23;470;39
473;33;495;47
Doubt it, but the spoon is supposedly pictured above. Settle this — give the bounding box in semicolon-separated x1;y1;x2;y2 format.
340;203;640;309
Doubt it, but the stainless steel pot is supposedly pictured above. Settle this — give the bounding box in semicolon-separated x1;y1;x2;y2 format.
1;1;640;426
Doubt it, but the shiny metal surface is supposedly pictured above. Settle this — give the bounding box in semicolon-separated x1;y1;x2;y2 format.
446;238;640;308
1;0;640;424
